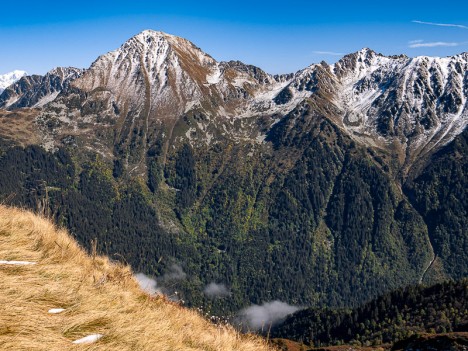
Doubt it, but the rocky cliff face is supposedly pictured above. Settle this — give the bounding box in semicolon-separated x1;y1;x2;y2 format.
0;67;82;109
332;49;468;172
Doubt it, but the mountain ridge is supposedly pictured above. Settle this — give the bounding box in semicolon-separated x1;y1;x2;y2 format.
0;67;82;109
271;278;468;347
1;30;467;172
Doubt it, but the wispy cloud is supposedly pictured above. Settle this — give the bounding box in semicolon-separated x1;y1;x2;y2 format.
409;39;424;44
203;282;231;298
235;301;301;331
135;273;160;295
412;20;468;30
134;263;187;300
409;41;461;48
312;51;344;56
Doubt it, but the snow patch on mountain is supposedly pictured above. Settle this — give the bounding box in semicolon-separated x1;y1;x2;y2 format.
33;91;60;108
206;66;222;84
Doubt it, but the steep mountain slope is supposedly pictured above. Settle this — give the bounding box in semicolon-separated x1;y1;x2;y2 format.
404;127;468;280
332;50;468;174
0;205;272;351
0;30;466;316
0;70;27;93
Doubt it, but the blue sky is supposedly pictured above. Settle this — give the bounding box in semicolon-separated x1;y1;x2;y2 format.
1;0;467;75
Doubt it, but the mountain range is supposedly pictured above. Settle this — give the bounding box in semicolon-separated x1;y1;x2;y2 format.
0;30;466;318
2;31;467;168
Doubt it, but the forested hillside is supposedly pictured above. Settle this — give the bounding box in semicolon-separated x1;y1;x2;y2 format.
271;279;468;347
0;103;465;315
404;128;468;280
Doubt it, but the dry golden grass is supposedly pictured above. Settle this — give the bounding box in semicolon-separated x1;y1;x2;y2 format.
0;205;274;351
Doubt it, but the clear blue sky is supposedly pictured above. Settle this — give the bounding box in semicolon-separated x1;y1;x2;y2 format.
1;0;467;75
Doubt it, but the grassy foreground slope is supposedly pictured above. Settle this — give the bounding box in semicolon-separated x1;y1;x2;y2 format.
0;205;272;351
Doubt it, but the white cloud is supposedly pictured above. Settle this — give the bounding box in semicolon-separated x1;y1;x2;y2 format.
409;39;424;44
236;301;301;331
412;20;468;30
312;51;344;56
135;264;187;299
203;282;230;298
409;41;460;48
134;273;160;295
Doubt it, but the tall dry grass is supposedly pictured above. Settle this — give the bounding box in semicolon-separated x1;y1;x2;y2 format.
0;205;274;351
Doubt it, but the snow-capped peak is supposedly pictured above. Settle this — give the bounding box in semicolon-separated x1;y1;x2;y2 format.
134;29;178;42
0;70;27;93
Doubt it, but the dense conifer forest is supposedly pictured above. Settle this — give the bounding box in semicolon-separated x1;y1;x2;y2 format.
271;279;468;348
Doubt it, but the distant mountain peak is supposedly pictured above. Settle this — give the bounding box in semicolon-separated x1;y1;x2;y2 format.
0;70;27;93
122;29;211;60
357;47;378;56
2;69;27;77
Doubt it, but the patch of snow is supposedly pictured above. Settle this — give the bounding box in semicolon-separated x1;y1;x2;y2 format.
0;260;36;265
196;121;206;132
185;127;196;140
3;96;20;109
72;334;104;344
184;100;201;113
206;66;222;84
254;79;292;101
255;134;266;143
205;132;213;145
232;76;250;87
49;101;68;109
436;57;452;85
33;91;60;108
42;139;56;152
48;308;66;314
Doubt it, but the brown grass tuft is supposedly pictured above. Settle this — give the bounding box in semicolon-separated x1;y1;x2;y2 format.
0;205;274;351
